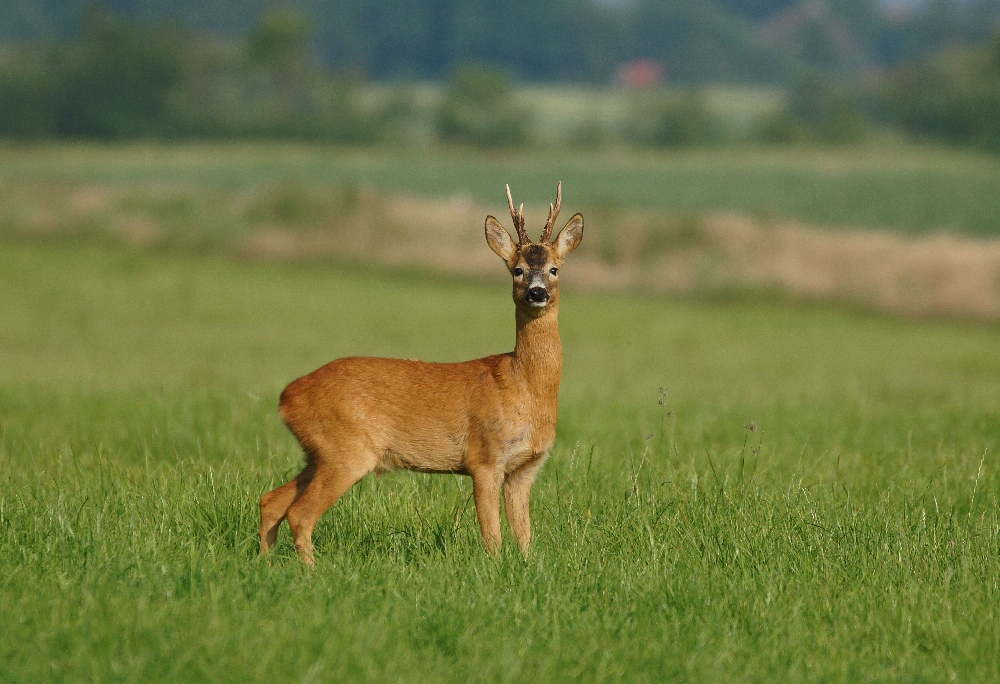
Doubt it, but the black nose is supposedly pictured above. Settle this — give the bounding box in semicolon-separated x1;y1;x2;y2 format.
526;287;549;303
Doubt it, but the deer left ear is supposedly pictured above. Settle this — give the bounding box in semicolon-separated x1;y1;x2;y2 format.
485;215;518;267
553;213;584;258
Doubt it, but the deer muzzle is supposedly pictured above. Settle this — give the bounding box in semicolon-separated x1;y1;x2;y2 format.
525;286;550;306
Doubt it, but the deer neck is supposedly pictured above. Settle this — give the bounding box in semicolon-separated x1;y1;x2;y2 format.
513;307;563;394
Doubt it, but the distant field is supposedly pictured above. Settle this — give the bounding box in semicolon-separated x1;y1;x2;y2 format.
503;84;784;141
1;241;999;681
3;142;1000;234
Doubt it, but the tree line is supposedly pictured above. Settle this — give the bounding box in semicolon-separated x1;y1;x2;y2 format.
3;0;999;82
1;2;1000;150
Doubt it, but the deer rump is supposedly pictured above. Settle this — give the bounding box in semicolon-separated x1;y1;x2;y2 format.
279;354;554;478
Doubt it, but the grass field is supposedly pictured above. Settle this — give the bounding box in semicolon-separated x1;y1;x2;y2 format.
2;235;999;681
4;142;1000;235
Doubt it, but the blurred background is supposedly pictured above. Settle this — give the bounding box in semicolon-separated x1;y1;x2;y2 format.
2;0;1000;317
4;0;1000;147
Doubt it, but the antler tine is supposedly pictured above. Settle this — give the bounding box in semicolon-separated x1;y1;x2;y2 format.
506;183;529;244
540;181;562;243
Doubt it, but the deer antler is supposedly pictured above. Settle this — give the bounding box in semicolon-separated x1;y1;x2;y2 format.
506;184;529;245
540;181;562;243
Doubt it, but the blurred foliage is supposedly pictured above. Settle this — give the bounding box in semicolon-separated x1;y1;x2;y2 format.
435;66;531;148
7;0;986;84
790;74;865;142
878;0;1000;66
5;4;1000;152
59;7;185;138
754;72;866;143
877;34;1000;151
0;61;58;140
247;10;310;69
0;8;389;142
624;89;726;146
0;7;184;139
628;1;784;83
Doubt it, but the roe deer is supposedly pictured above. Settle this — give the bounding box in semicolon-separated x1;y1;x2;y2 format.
259;183;583;563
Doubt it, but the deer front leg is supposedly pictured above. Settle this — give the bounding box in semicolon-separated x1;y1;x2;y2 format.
504;459;543;554
471;469;503;554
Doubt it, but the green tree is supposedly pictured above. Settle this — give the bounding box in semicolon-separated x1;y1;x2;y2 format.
787;72;865;142
435;66;530;148
879;36;1000;150
56;6;184;138
247;9;310;69
0;56;59;139
625;89;725;147
246;9;313;117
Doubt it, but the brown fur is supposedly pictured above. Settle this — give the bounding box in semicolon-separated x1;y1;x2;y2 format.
259;186;584;563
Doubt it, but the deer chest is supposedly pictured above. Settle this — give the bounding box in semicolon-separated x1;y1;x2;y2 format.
496;421;556;473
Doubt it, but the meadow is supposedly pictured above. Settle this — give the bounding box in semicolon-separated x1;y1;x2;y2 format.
4;141;1000;235
1;143;999;681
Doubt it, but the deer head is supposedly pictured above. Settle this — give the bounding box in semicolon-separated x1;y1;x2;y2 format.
484;182;584;314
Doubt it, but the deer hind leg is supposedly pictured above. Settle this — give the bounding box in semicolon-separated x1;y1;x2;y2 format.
285;437;375;566
504;459;543;554
259;459;316;556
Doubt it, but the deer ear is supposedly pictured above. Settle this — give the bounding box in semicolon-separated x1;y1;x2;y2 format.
485;215;518;266
553;213;584;258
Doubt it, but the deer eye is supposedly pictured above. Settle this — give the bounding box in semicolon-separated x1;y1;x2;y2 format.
513;267;524;277
549;267;558;276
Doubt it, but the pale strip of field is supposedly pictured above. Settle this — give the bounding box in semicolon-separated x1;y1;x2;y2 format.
4;179;999;320
362;83;785;142
244;195;1000;320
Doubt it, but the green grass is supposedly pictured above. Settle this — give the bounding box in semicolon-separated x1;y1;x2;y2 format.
2;240;999;682
4;142;1000;235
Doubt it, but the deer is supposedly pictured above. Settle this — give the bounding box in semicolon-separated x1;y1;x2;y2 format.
258;183;583;564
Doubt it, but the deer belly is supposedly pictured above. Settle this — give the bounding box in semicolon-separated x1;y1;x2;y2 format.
376;431;468;475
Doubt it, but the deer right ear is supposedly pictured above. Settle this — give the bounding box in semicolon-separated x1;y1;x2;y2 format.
553;213;584;258
485;215;518;266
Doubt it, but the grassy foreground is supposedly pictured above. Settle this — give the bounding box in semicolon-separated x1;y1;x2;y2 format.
1;241;999;682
